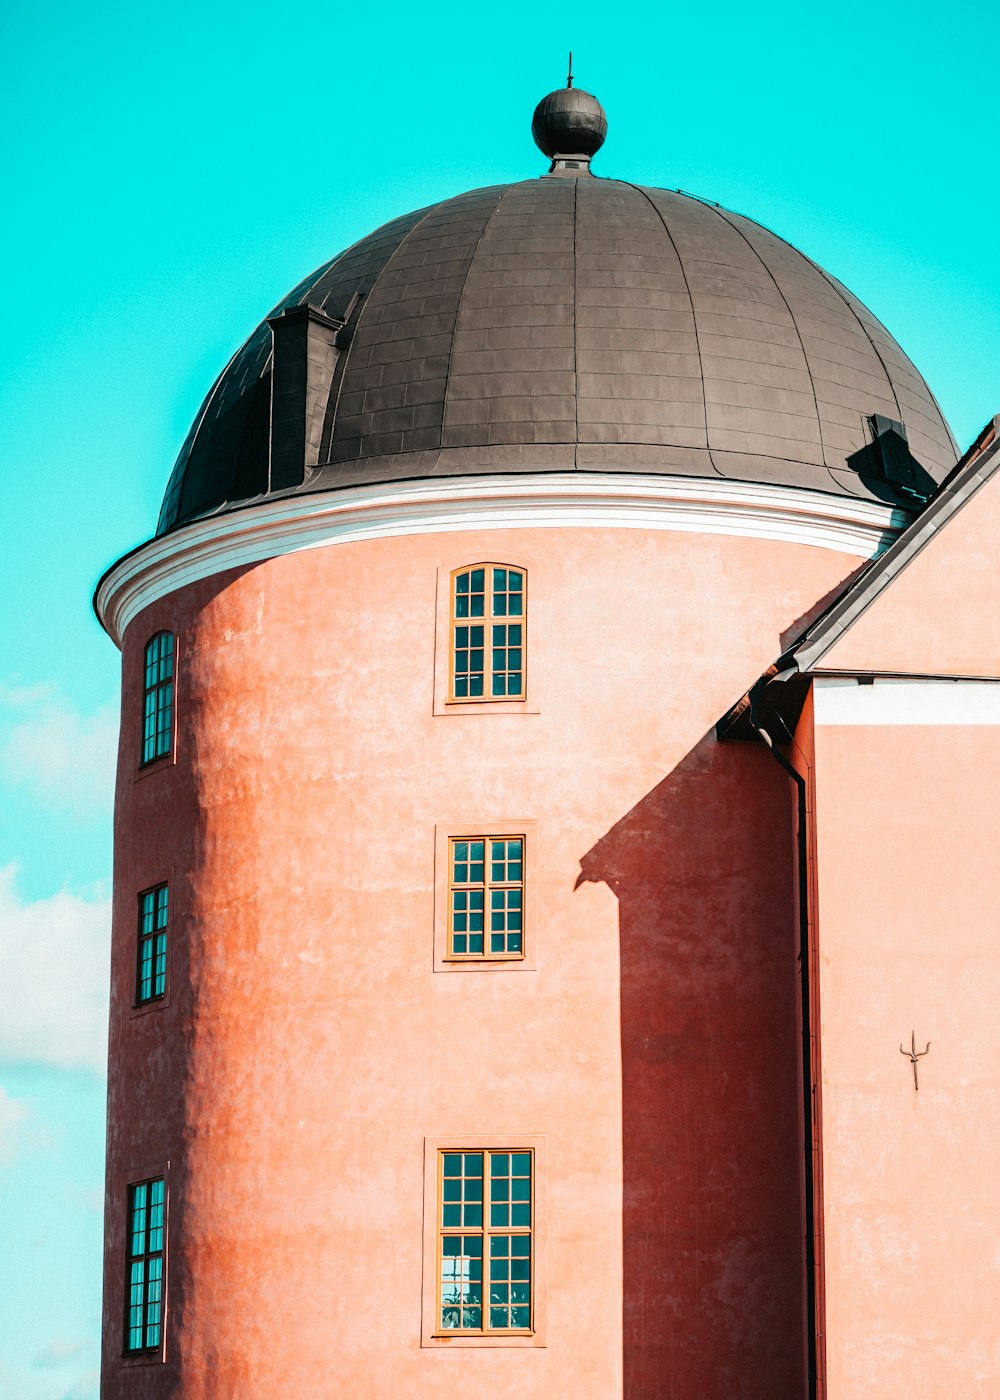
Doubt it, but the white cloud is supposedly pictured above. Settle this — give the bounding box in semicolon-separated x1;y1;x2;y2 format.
0;868;111;1073
69;1186;104;1215
60;1369;99;1400
0;684;118;819
0;1084;31;1166
32;1340;94;1369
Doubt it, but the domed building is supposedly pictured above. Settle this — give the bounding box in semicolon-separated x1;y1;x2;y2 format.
96;81;1000;1399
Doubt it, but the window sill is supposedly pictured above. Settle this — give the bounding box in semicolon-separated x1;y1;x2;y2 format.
130;993;170;1018
438;698;540;717
134;752;176;783
426;1332;540;1349
443;954;525;965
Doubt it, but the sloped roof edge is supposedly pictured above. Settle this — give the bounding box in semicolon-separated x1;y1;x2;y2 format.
785;413;999;674
717;413;1000;742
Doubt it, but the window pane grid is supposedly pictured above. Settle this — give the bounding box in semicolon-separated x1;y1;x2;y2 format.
126;1177;165;1353
128;1261;146;1350
142;633;174;763
450;566;525;702
136;885;169;1004
449;836;524;960
491;621;523;697
439;1150;532;1335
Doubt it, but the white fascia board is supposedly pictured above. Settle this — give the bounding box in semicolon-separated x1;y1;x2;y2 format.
814;676;1000;726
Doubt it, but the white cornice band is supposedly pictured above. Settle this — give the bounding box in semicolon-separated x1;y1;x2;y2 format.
95;473;907;646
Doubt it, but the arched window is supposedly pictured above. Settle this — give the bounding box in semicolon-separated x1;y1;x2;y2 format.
142;632;174;764
451;566;525;701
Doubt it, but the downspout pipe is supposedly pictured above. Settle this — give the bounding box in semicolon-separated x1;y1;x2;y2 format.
748;677;820;1400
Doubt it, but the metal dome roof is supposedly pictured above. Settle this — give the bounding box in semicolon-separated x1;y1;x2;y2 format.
158;174;957;536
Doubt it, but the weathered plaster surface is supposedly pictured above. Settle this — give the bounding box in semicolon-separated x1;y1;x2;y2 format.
103;525;857;1398
813;719;1000;1398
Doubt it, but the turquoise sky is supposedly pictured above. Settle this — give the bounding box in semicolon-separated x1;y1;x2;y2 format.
1;1;997;1395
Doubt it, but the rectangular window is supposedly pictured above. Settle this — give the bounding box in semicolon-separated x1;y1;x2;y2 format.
136;885;169;1004
451;566;524;701
142;632;174;765
439;1149;532;1334
125;1177;165;1354
448;836;524;959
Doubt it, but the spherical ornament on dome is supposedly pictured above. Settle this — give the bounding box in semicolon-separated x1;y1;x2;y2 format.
531;85;608;159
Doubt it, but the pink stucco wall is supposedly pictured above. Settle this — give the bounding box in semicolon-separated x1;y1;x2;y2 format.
820;446;1000;678
102;524;859;1398
812;719;1000;1396
800;447;1000;1394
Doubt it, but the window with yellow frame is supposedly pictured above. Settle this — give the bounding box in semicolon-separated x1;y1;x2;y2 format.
450;565;525;701
438;1149;533;1335
447;835;524;960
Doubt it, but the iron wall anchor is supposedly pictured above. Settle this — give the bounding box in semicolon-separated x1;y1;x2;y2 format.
900;1030;931;1090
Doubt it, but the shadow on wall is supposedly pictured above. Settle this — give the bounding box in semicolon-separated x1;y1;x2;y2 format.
779;565;868;655
577;732;806;1400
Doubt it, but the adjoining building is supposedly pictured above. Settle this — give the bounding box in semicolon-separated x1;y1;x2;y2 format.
95;80;1000;1398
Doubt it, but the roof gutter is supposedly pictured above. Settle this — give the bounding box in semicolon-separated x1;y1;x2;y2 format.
748;674;822;1400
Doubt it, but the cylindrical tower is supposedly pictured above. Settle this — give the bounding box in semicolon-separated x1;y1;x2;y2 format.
96;87;956;1399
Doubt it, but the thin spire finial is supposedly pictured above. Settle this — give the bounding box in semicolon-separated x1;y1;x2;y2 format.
567;51;573;88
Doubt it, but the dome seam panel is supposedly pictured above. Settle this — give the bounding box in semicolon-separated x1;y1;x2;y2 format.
724;206;958;468
438;184;513;454
168;338;260;532
324;193;469;467
782;246;905;428
700;200;833;481
623;183;717;476
818;268;959;455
